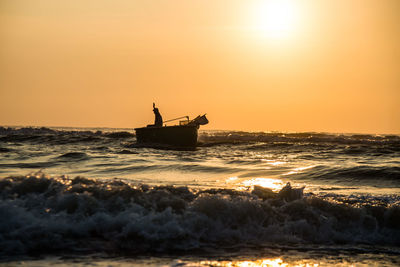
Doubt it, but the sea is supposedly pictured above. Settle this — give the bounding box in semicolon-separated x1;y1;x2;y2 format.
0;126;399;266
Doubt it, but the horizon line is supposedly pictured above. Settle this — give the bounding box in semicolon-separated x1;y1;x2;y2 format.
1;124;399;136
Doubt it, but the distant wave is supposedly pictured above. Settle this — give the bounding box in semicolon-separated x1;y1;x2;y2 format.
0;173;399;258
0;126;135;145
199;131;400;146
2;127;399;146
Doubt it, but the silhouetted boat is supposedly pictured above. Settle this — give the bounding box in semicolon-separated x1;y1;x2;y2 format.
134;114;208;149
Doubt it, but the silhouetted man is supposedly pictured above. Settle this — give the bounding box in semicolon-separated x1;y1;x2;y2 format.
153;103;163;127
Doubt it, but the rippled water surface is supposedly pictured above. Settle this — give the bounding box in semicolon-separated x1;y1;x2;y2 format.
1;126;399;265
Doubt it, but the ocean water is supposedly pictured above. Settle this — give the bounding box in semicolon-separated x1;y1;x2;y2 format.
0;126;399;266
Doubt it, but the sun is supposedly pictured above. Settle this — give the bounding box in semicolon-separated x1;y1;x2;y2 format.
252;0;301;40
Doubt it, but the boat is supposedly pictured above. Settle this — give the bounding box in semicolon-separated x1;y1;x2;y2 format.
134;114;208;149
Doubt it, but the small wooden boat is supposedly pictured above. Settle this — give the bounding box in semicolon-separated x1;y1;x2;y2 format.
135;114;208;149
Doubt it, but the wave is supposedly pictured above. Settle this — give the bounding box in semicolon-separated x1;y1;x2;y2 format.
0;173;399;258
57;152;90;162
0;147;13;153
2;127;399;146
199;131;400;147
290;165;400;187
104;132;135;138
0;162;60;169
0;127;134;145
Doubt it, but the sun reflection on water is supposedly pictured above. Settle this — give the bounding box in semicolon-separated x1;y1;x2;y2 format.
241;177;285;191
262;159;286;166
225;175;286;191
284;165;316;176
199;258;319;267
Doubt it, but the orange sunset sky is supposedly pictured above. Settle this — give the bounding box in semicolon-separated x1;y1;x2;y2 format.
1;0;399;134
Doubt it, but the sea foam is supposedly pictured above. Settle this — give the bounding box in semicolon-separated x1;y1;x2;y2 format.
0;172;399;257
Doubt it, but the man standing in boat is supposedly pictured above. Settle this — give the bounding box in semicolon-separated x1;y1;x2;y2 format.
153;103;163;127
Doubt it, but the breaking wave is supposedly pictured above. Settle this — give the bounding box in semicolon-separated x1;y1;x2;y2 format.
1;173;399;258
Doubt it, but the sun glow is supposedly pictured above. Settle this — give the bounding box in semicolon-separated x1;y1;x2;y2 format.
252;0;301;40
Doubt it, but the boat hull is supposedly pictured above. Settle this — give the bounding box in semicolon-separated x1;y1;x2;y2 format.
134;125;198;148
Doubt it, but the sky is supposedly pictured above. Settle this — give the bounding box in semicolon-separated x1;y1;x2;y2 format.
0;0;399;134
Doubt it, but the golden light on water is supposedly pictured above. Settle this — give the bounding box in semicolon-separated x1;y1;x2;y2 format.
261;159;286;166
242;177;284;191
268;161;286;166
284;165;316;176
199;258;319;267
